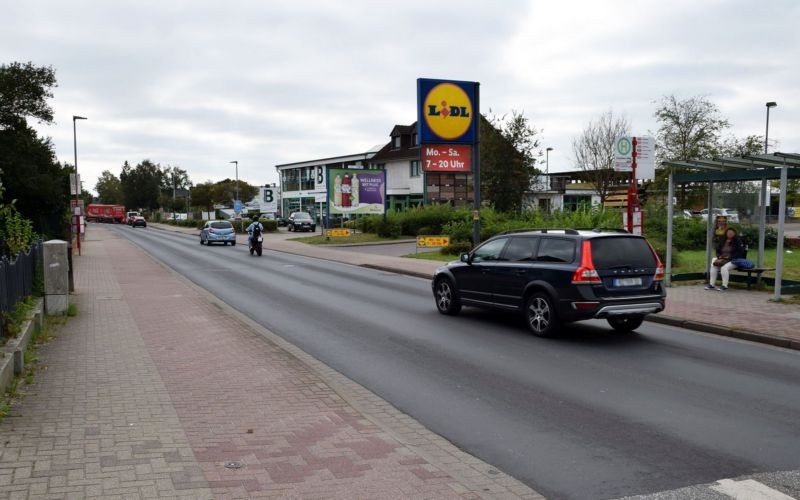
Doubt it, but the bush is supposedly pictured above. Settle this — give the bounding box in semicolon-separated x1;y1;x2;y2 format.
263;220;277;232
442;240;472;255
374;219;401;238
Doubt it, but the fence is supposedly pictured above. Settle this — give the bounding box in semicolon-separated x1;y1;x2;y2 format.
0;241;43;337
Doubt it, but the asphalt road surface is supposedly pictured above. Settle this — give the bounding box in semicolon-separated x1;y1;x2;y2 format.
111;225;800;500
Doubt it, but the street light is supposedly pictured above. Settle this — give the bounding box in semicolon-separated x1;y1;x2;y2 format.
72;115;87;255
545;147;553;176
765;102;777;154
229;160;239;204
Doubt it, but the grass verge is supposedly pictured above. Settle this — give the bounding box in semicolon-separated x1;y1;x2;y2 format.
290;233;414;245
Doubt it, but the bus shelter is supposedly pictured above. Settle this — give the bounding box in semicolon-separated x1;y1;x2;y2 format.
662;152;800;299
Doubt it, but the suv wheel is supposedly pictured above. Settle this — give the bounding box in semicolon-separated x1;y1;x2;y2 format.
607;315;644;333
525;292;559;337
434;278;461;315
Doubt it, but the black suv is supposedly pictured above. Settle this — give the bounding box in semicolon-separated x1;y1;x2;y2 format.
431;229;665;336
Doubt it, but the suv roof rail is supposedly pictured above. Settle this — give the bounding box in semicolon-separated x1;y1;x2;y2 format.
574;227;632;234
498;228;580;235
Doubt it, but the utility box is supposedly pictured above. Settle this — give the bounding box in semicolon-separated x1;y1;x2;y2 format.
44;239;69;314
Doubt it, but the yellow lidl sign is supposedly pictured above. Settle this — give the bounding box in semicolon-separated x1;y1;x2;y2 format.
418;79;477;143
327;228;352;237
417;236;450;247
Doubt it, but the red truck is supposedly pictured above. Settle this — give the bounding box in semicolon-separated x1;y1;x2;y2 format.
86;204;126;223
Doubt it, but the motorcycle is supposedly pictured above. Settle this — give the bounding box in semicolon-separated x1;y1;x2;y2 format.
248;226;263;256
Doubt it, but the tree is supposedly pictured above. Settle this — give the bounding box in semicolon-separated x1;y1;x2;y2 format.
190;182;215;214
120;160;163;211
95;170;123;204
212;179;258;206
0;61;68;238
0;62;57;128
572;110;630;203
160;165;192;214
717;134;763;157
654;95;730;163
480;111;541;212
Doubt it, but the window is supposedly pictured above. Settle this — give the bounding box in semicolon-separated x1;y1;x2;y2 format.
591;237;656;268
410;160;421;177
563;195;592;212
300;166;315;190
393;136;401;149
471;238;508;263
282;169;299;192
503;237;539;262
413;133;419;146
536;238;575;263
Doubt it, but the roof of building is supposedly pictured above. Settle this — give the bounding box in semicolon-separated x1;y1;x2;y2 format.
370;122;420;163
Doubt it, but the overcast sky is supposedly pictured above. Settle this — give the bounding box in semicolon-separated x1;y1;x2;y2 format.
4;0;799;194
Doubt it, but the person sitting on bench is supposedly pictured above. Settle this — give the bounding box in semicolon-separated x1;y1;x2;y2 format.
706;228;746;291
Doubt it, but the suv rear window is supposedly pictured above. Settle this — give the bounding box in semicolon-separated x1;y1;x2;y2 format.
591;237;657;269
211;221;233;229
536;238;575;263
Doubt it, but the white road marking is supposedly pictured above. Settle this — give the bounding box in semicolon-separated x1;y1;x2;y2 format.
711;479;796;500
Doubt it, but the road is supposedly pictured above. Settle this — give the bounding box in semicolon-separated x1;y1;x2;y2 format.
111;225;800;500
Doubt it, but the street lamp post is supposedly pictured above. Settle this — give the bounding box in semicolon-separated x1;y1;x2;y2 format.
759;102;777;268
545;147;553;176
765;102;777;154
230;160;239;211
72;115;87;256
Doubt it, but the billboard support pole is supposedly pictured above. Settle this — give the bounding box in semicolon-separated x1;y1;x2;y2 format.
472;83;481;247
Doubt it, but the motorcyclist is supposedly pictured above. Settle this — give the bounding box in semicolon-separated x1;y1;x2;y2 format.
246;217;264;249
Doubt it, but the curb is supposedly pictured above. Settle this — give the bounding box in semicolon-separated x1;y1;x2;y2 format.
645;314;799;351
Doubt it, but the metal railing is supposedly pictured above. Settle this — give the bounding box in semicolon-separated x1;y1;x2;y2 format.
0;241;43;337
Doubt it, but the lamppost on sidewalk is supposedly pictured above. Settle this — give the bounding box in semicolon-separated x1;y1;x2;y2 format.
230;160;239;216
72;115;87;256
765;102;777;154
545;147;553;175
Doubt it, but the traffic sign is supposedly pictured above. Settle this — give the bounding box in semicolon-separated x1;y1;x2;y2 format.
327;228;351;237
416;236;450;247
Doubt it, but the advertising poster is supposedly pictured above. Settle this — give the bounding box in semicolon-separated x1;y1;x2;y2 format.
327;168;386;215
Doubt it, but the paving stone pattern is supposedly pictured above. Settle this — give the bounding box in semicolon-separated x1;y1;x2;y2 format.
0;227;541;499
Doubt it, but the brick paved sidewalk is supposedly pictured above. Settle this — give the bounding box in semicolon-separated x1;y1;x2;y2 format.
0;227;541;499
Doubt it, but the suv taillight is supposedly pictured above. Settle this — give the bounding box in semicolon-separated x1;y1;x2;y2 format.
647;241;665;281
572;240;601;284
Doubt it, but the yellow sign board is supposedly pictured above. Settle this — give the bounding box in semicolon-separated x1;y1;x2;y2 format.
417;236;450;247
327;228;352;237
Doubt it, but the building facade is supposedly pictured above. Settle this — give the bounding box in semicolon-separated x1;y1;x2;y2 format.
275;148;381;221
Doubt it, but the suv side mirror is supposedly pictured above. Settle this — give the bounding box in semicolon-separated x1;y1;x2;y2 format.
460;252;471;264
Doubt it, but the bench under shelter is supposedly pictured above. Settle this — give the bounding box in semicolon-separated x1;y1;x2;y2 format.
662;152;800;298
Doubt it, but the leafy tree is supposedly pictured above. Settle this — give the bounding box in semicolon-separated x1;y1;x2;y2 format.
717;134;763;157
160;165;192;214
120;160;163;211
212;179;258;205
95;170;123;204
480;111;541;212
654;95;730;163
0;62;57;128
0;62;68;237
190;182;215;214
572;110;630;203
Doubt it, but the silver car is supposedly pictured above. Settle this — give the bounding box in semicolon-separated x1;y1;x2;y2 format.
200;220;237;246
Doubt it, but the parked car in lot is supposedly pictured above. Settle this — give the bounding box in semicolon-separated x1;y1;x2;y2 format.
432;228;666;337
699;208;739;223
131;215;147;228
200;220;236;245
287;212;316;232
